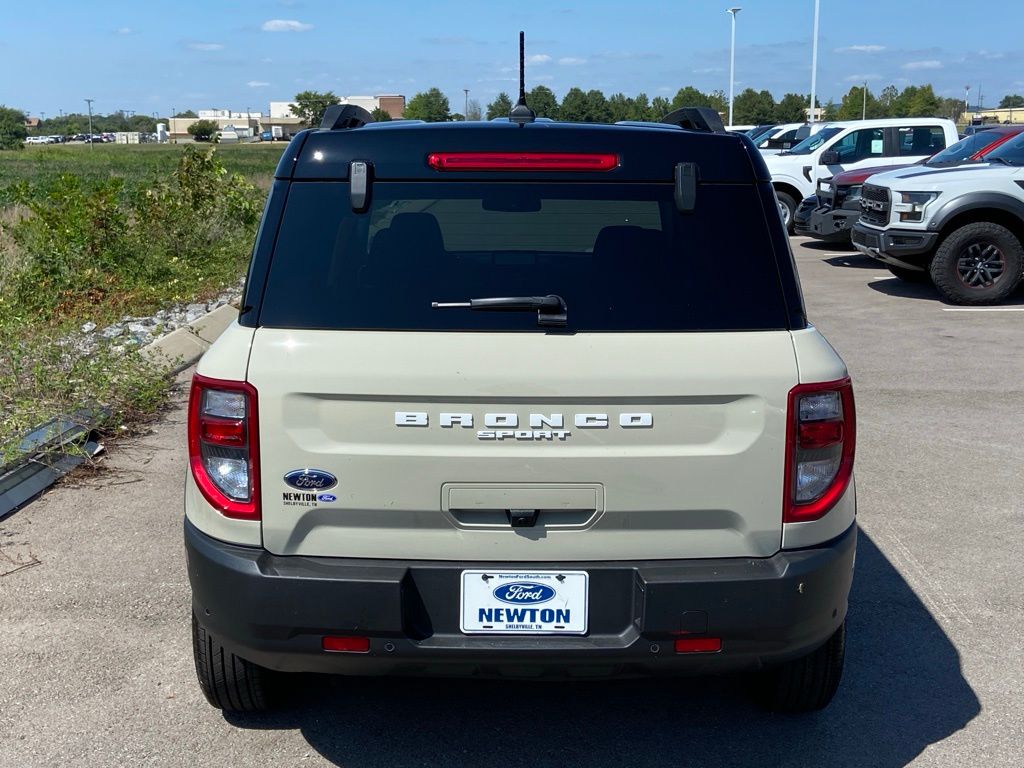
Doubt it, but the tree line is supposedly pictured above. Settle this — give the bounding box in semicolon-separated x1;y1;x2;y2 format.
396;84;1023;126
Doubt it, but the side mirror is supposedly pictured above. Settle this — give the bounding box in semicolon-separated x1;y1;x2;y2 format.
820;150;840;165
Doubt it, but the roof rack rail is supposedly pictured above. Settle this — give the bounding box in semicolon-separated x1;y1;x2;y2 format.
660;107;726;134
320;104;375;131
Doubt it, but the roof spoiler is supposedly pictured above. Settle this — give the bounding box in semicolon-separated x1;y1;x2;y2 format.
661;107;726;134
320;104;375;131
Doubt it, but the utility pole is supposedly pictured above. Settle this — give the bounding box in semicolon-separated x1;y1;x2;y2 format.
726;8;741;127
809;0;820;123
85;98;94;148
464;89;470;120
862;81;867;120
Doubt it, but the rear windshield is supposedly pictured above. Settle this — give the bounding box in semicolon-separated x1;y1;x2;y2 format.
258;182;790;332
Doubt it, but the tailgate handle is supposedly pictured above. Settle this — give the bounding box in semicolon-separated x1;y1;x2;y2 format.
507;509;539;528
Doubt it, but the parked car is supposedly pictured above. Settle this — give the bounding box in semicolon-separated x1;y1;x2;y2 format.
185;105;857;714
756;122;817;155
798;126;1024;243
765;118;959;231
852;130;1024;303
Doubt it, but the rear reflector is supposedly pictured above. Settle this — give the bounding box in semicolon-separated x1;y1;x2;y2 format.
427;152;619;172
322;636;370;653
674;637;722;654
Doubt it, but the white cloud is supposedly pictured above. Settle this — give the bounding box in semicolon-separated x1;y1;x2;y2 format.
261;19;313;32
247;80;271;88
836;44;886;53
693;67;723;74
558;57;586;66
116;27;132;35
844;73;881;82
902;59;942;70
526;53;551;65
187;42;224;51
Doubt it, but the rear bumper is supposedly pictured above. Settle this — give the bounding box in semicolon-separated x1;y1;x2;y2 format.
851;223;939;267
185;519;856;678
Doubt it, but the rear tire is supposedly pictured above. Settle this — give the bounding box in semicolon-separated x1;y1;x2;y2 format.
753;621;846;712
929;222;1023;305
886;265;931;283
192;614;272;712
775;191;797;234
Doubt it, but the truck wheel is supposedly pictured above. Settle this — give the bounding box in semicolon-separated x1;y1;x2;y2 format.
192;614;271;712
930;222;1023;305
752;621;846;712
886;265;930;283
775;191;797;234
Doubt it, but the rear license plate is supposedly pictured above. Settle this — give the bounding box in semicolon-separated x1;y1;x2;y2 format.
460;570;588;635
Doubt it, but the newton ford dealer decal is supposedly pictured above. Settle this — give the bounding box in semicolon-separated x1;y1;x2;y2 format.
282;469;338;507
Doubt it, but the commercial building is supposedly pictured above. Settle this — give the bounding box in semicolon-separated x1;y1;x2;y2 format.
967;107;1024;126
166;95;406;141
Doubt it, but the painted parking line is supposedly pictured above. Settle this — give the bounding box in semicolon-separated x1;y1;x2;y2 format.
941;307;1024;312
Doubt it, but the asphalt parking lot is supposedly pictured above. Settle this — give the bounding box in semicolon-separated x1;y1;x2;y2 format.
1;237;1022;767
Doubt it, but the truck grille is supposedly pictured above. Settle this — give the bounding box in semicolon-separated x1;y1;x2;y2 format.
860;184;890;226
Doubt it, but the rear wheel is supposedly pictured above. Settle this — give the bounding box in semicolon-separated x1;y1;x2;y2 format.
752;621;846;712
192;614;272;712
775;191;797;234
886;265;931;283
929;222;1023;305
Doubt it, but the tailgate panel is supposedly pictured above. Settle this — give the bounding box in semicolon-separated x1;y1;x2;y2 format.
249;329;797;561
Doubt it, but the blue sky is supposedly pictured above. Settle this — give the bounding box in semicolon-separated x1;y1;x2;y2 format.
4;0;1022;117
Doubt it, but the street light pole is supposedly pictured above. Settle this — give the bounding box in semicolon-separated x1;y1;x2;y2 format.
862;81;867;120
726;7;741;127
464;89;470;120
85;98;94;148
809;0;820;123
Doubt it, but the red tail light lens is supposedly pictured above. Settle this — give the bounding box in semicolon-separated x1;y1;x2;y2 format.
784;378;855;523
188;374;260;520
427;152;619;172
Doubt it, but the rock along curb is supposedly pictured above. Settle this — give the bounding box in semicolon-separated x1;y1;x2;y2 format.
140;303;238;374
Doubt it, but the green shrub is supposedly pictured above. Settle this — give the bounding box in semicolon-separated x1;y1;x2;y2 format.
1;145;261;325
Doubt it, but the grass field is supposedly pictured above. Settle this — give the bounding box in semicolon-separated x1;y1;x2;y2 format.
0;142;285;201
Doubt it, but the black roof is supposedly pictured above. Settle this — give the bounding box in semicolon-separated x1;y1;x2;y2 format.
276;120;770;184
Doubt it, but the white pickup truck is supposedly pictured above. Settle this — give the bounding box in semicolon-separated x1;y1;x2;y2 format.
765;117;959;230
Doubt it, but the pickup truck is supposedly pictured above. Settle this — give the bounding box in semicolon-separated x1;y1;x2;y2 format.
765;118;959;231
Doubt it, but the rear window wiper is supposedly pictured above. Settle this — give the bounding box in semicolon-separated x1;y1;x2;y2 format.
432;295;567;327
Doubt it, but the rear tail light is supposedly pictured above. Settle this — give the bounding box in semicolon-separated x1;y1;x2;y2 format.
427;152;619;172
188;374;260;520
784;378;855;523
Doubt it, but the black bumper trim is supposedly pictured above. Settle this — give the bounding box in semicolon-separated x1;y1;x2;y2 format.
185;519;856;677
852;223;939;262
808;207;859;241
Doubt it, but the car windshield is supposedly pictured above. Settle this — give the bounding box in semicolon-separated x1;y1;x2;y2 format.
785;127;843;155
258;181;790;332
927;132;1006;165
982;132;1024;165
746;125;777;143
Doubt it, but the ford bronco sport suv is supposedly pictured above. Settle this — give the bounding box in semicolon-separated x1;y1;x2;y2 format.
185;103;857;714
852;129;1024;303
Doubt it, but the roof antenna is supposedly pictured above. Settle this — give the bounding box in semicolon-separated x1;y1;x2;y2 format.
509;31;536;126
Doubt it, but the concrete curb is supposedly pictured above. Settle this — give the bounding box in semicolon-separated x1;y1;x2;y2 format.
139;303;238;374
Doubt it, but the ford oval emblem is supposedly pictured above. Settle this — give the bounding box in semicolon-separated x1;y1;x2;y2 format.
283;469;337;491
493;582;556;605
317;493;337;503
